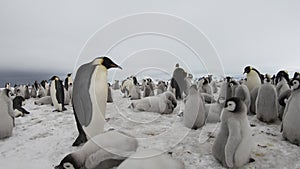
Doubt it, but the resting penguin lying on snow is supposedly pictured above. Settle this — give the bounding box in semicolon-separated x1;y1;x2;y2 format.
130;91;177;114
55;130;138;169
34;96;53;105
117;149;184;169
212;97;253;168
0;89;15;139
13;96;30;117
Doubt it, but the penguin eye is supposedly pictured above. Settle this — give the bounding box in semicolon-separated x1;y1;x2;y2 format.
63;162;74;169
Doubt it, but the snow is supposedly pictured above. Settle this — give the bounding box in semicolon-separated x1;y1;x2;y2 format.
1;89;300;169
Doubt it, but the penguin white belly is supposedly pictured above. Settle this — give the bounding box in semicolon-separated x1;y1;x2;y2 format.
50;81;61;111
246;71;261;92
83;66;107;139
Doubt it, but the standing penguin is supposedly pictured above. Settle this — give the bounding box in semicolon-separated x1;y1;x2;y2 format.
72;57;122;146
183;85;207;129
50;76;66;112
171;64;187;99
256;74;278;123
219;77;232;101
275;70;291;120
64;73;73;90
107;83;113;103
234;84;251;114
281;78;300;145
0;89;15;139
24;85;30;99
212;97;253;168
112;80;120;90
130;77;141;100
30;84;37;98
244;66;262;93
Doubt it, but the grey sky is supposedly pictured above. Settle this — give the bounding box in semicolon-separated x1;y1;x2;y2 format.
0;0;300;80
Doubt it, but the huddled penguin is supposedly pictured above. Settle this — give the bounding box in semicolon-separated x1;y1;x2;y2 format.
156;81;167;95
13;96;30;117
244;66;262;93
0;89;15;139
219;76;232;101
234;83;251;114
50;76;66;112
130;77;141;100
205;97;226;123
183;85;207;129
72;57;122;146
107;83;113;103
212;97;253;168
130;91;177;114
112;80;120;90
281;78;300;145
117;149;184;169
171;63;187;99
200;77;212;95
256;74;278;123
24;85;30;99
30;84;37;98
55;130;138;169
275;70;291;120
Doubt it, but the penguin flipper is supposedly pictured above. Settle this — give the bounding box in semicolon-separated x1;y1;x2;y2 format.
72;109;87;146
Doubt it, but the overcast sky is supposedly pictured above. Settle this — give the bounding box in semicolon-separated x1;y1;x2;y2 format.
1;0;300;81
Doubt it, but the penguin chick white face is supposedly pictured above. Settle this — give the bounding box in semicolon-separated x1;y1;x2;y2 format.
4;89;15;100
55;154;80;169
93;57;122;70
291;78;300;91
224;97;243;113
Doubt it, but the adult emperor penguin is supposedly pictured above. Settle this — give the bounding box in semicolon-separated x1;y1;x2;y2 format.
244;66;262;93
0;89;15;139
55;130;138;169
212;97;253;168
256;74;278;123
183;85;207;129
281;78;300;145
72;57;122;146
50;76;66;112
117;149;184;169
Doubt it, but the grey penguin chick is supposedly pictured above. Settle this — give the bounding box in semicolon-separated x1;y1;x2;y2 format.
0;89;15;139
212;97;253;168
183;85;207;129
282;78;300;145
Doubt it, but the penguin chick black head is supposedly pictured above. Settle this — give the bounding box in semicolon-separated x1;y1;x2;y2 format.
293;72;300;79
3;89;14;98
224;97;244;113
97;57;122;70
264;74;271;83
291;78;300;91
55;154;81;169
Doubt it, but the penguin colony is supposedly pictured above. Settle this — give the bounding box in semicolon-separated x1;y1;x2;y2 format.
2;58;300;169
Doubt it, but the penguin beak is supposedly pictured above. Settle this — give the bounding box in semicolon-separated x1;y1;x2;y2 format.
111;64;122;70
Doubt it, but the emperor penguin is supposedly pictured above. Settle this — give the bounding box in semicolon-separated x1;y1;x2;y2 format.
117;149;185;169
55;130;138;169
13;96;30;116
219;77;232;101
256;74;278;123
201;77;213;95
244;66;262;93
275;70;291;120
107;83;113;103
293;72;300;79
5;82;11;89
281;78;300;145
229;79;239;97
171;64;187;99
0;89;15;139
64;73;73;104
112;80;120;90
24;85;30;99
212;97;253;168
205;97;226;123
130;77;141;100
234;84;251;114
72;57;122;146
50;76;66;112
64;73;73;90
30;84;37;98
156;81;167;95
183;85;207;129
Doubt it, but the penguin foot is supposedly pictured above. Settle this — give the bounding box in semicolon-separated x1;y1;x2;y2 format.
72;134;87;147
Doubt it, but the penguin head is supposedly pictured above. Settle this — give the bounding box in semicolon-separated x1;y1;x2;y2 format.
229;80;239;87
55;154;81;169
224;97;243;113
293;72;300;79
291;78;300;91
96;57;122;70
50;76;59;81
264;74;271;83
243;66;252;74
275;70;290;84
3;89;15;99
67;73;72;77
225;76;231;83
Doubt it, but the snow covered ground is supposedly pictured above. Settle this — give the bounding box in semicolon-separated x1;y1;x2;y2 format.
1;89;300;169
